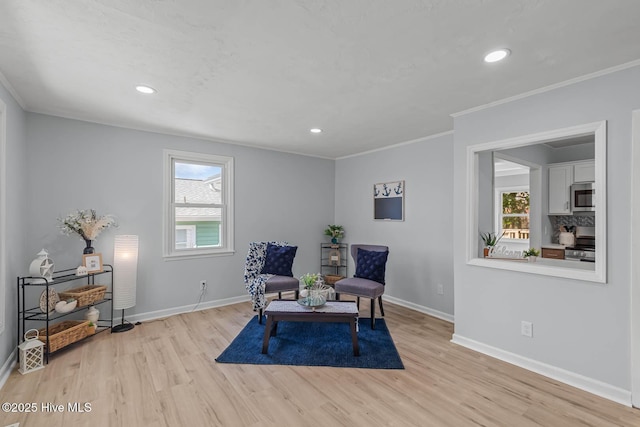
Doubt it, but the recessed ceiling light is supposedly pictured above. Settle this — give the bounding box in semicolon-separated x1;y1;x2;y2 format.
135;85;156;94
310;128;322;134
484;48;511;63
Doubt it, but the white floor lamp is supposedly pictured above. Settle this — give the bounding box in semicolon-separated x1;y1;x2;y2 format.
113;235;138;333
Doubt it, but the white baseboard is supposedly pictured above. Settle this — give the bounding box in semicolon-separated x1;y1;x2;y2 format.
121;293;453;326
451;333;632;407
114;294;251;324
383;294;454;323
0;349;16;390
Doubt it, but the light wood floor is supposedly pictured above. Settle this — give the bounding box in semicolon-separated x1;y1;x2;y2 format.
2;298;639;427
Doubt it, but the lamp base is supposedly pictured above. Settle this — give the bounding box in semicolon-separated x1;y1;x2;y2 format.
112;322;134;333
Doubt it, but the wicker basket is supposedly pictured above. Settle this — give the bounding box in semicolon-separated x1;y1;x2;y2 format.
324;274;345;285
38;320;91;352
58;285;107;307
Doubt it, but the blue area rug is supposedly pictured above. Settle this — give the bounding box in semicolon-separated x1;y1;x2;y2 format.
215;317;404;369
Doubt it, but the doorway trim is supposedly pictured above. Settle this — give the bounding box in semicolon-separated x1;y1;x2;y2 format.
0;99;6;334
631;109;640;408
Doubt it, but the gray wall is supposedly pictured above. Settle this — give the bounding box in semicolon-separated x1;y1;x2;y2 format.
477;151;494;254
4;62;637;402
549;142;595;163
494;173;529;189
0;82;28;366
335;133;454;318
23;114;335;318
453;65;640;391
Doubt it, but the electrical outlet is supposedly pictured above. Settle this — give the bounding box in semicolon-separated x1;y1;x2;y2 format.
521;321;533;338
436;283;444;295
200;280;207;290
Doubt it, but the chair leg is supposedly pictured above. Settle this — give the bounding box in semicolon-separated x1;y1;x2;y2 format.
278;292;282;299
295;290;299;299
378;297;385;317
356;296;360;309
370;298;376;329
259;309;263;324
335;293;340;300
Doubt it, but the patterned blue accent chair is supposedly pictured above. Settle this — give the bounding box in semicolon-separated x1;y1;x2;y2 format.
334;244;389;329
243;241;300;324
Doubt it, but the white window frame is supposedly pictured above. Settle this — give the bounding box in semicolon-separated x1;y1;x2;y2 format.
494;186;530;243
466;120;607;283
163;149;234;259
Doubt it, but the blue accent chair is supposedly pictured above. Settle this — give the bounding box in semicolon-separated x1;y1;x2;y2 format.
335;244;389;329
243;241;300;324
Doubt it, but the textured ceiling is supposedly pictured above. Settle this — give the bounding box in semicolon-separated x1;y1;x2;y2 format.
1;1;640;158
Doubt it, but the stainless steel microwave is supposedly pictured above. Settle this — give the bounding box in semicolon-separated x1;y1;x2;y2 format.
571;182;595;212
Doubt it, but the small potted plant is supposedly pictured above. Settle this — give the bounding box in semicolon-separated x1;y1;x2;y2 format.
523;248;540;262
479;231;504;257
300;273;320;290
299;273;329;306
324;225;345;245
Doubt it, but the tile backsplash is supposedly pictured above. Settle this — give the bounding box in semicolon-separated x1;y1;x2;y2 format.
549;214;595;242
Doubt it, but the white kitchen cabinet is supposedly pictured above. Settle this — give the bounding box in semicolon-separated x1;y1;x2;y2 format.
548;165;572;214
548;160;595;214
573;161;595;183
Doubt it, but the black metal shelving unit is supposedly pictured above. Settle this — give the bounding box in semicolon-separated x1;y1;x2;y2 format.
321;243;348;284
17;265;114;363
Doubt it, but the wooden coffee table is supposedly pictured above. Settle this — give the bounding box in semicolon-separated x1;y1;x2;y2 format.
261;300;360;356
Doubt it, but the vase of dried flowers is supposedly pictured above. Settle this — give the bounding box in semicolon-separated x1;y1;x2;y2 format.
84;239;94;254
58;209;117;255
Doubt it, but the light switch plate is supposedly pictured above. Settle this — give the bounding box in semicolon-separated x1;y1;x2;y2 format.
521;321;533;337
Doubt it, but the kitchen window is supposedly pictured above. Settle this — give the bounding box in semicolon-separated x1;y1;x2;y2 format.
496;188;530;241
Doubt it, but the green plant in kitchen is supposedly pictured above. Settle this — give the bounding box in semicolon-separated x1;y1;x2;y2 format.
523;248;540;258
479;231;504;247
480;231;505;257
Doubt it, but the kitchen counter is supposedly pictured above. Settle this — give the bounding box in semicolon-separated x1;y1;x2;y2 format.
541;244;566;261
542;244;566;249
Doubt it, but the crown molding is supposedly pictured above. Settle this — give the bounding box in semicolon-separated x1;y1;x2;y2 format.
336;130;454;160
452;59;640;118
0;70;26;110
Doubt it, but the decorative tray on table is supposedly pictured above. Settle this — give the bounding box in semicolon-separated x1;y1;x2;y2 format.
297;296;326;308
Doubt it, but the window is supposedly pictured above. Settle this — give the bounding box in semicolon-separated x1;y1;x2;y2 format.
164;150;234;259
496;188;530;241
467;120;607;283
